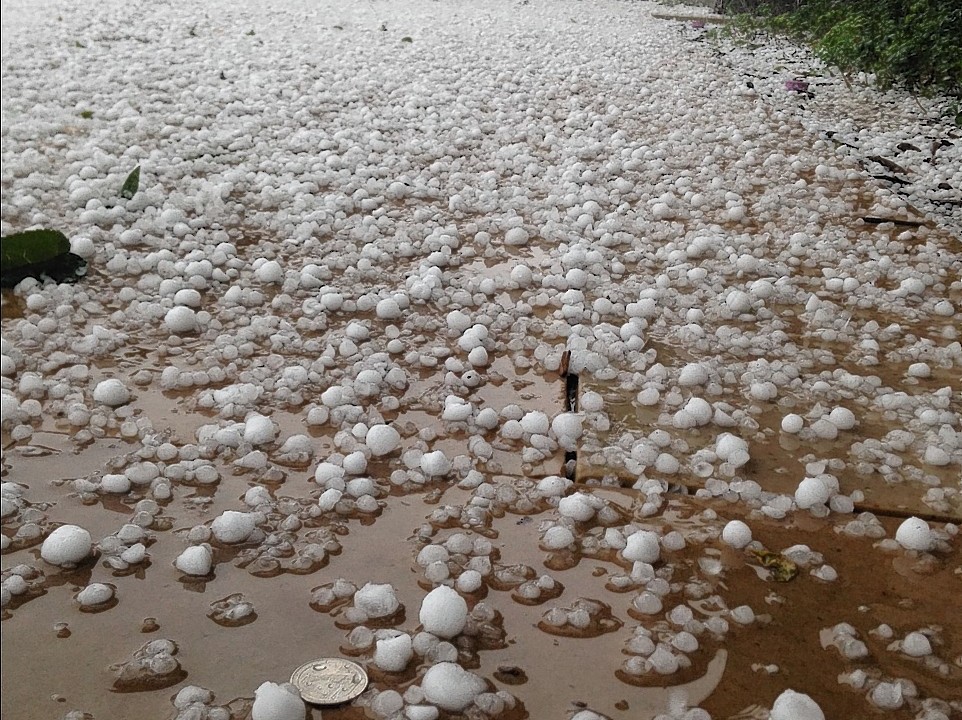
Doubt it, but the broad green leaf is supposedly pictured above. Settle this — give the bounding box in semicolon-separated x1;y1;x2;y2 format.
121;165;141;200
0;229;70;270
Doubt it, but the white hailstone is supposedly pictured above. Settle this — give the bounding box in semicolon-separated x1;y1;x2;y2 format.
828;407;856;430
520;411;550;436
314;462;345;487
721;520;752;548
898;277;925;295
374;634;414;672
795;477;832;509
419;586;468;639
175;545;213;576
781;414;804;434
343;452;368;475
622;531;661;563
476;408;499;430
907;362;931;378
442;397;473;422
715;433;749;468
101;474;131;493
420;451;451;477
901;631;932;657
376;298;401;320
255;260;284;284
536;476;570;498
164;306;198;334
76;583;114;607
70;236;96;258
683;397;712;426
92;379;131;407
244;414;276;445
174;288;202;307
869;682;904;710
251;681;305;720
371;690;404;716
366;425;401;456
446;310;472;332
467;346;489;366
551;413;584;449
731;605;755;624
455;570;483;593
41;525;92;566
923;445;950;466
211;511;256;543
655;453;679;474
678;363;709;386
580;391;604;412
511;264;533;286
726;289;752;313
770;690;825;720
934;300;955;316
895;517;933;551
318;488;342;511
542;526;575;550
421;662;487;711
558;492;596;522
354;583;400;618
121;544;146;564
504;227;529;246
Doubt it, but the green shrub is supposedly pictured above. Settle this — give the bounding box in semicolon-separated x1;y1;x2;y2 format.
727;1;961;107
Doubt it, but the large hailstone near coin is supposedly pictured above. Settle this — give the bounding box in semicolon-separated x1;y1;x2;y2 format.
421;662;487;711
41;525;93;566
419;585;468;639
251;681;305;720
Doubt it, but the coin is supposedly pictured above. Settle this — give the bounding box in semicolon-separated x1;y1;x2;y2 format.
290;658;368;706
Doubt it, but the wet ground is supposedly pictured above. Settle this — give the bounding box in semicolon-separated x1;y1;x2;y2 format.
2;0;961;719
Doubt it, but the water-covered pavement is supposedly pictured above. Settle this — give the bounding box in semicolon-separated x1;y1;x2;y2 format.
2;1;960;719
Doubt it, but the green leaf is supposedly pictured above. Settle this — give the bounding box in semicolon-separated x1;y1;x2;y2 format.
0;229;71;271
121;165;141;200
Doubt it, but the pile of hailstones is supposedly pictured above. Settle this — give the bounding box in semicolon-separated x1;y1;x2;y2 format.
251;584;518;720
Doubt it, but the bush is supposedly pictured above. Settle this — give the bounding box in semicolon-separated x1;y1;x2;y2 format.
726;1;962;102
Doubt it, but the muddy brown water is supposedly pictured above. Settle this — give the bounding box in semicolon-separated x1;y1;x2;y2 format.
3;464;960;719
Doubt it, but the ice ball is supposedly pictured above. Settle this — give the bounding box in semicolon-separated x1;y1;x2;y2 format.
367;425;401;456
165;306;198;334
895;517;932;551
251;681;305;720
421;662;486;711
211;511;256;544
419;586;468;639
354;583;400;618
41;525;93;566
93;379;131;407
795;477;831;509
622;530;660;563
770;689;825;720
76;583;114;607
721;520;752;548
901;631;932;657
175;545;213;576
374;633;414;672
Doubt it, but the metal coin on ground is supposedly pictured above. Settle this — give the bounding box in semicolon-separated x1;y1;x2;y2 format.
290;658;368;705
